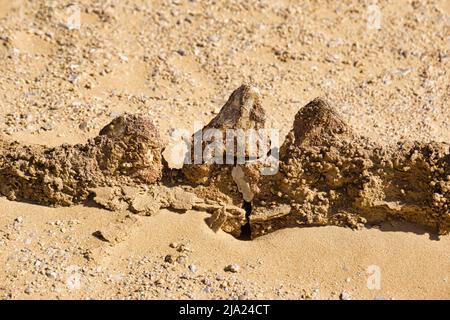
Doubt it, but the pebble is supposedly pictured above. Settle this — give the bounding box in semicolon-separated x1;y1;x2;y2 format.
176;255;187;265
164;255;174;264
224;264;240;273
45;270;58;279
340;291;352;300
24;286;34;294
119;54;129;62
169;242;178;248
188;264;198;273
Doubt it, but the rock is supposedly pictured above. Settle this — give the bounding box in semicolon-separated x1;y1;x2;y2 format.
24;286;33;294
79;121;88;131
177;244;192;253
182;84;267;184
176;255;187;265
224;264;240;273
340;291;351;300
207;207;228;232
92;214;138;244
162;187;200;210
249;97;450;238
162;136;189;169
169;242;178;248
203;287;214;294
90;187;127;211
164;255;174;264
45;269;58;279
0;114;163;206
188;264;198;273
206;205;247;238
130;193;160;215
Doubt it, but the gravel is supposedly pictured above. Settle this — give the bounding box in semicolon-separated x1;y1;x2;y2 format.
224;264;240;273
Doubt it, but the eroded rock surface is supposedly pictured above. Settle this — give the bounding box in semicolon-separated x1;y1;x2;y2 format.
248;98;450;237
182;84;267;188
0;86;448;239
0;114;162;206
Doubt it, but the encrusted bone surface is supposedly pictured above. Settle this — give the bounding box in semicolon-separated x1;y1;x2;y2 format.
182;84;267;185
0;114;162;206
249;98;450;238
0;86;448;239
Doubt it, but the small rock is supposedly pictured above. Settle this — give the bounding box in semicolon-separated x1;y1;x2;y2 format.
188;264;198;273
164;255;174;263
24;286;33;294
340;291;351;300
42;122;54;131
203;287;214;294
224;264;240;273
119;54;129;62
177;244;192;253
215;275;225;281
68;74;80;84
34;260;42;268
176;255;187;265
169;242;178;248
45;270;58;279
79;121;88;131
15;216;23;223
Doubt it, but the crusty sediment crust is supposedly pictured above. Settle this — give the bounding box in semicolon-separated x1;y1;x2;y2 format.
0;87;448;238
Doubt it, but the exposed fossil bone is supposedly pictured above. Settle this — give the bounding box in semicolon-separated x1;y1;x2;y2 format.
246;98;450;237
182;84;267;185
0;114;162;206
0;86;448;239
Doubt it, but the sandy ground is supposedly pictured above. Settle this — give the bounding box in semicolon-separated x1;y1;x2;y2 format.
0;0;449;299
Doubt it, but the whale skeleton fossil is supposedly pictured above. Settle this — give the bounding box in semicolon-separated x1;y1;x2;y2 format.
0;85;448;238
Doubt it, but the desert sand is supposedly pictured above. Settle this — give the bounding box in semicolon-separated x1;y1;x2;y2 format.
0;0;449;300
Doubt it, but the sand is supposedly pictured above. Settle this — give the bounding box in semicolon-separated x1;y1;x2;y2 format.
0;0;449;299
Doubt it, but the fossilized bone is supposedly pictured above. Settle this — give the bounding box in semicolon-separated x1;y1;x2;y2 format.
180;85;449;237
0;85;448;238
